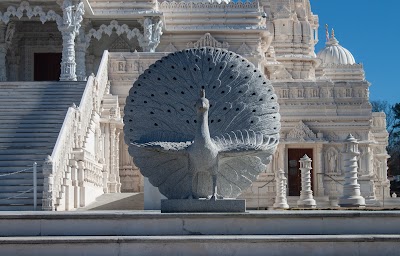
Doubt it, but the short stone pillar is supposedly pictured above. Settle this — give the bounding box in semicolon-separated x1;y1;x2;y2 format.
273;169;289;209
297;154;316;208
339;134;366;207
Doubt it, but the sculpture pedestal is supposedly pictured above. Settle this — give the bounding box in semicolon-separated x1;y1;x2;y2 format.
161;199;246;213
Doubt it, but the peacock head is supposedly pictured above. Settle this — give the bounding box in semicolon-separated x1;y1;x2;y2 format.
195;89;209;113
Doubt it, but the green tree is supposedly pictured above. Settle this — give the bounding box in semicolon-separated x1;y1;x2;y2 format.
371;101;400;175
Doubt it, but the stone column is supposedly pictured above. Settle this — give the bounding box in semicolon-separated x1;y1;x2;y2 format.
338;134;365;207
297;154;316;208
273;169;289;209
58;0;85;81
59;28;77;81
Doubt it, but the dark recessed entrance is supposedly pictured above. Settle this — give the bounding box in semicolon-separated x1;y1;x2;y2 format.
288;148;314;196
34;53;62;81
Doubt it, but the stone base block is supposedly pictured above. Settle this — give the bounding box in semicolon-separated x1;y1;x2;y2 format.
161;199;246;213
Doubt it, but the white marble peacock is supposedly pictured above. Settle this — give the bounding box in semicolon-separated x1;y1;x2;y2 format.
124;47;280;199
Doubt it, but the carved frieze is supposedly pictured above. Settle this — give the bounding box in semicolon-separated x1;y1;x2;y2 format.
286;121;317;141
187;33;229;49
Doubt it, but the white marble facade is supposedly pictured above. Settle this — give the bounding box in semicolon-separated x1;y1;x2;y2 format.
0;0;390;207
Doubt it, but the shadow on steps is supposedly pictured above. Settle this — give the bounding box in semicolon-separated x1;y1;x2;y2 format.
78;193;144;211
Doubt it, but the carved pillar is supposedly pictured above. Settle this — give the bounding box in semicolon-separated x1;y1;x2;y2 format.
59;28;77;81
58;0;84;81
297;154;316;208
42;156;55;211
77;160;85;207
338;134;365;207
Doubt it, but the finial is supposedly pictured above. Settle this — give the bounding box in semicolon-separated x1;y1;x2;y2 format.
331;28;335;38
200;89;205;98
325;24;329;41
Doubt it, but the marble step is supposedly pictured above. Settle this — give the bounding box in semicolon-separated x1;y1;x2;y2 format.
0;159;48;167
0;177;44;186
0;185;43;193
0;205;41;211
0;235;398;256
0;141;55;148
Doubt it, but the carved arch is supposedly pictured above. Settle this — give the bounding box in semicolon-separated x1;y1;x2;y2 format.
85;20;144;49
0;1;62;25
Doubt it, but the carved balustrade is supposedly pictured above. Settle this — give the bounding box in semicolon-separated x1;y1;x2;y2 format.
42;51;111;210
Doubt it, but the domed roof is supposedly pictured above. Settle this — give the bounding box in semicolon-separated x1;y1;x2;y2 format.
317;34;355;65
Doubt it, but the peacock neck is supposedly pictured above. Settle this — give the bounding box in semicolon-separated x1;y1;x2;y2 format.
196;110;212;146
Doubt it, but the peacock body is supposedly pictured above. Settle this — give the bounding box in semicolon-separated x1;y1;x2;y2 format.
124;47;280;199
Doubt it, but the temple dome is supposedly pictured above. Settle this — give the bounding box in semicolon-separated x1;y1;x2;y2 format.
317;36;355;65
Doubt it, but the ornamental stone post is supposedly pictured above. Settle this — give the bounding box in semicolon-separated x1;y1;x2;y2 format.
297;154;316;208
273;169;289;209
42;156;55;211
338;134;366;207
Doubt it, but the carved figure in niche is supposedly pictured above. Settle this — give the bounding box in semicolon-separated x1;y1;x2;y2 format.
143;18;153;42
62;0;74;25
327;150;337;173
124;47;280;200
118;62;125;72
153;20;163;42
5;22;15;46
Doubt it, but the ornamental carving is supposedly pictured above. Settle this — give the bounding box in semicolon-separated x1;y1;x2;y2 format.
187;33;229;49
286;121;317;141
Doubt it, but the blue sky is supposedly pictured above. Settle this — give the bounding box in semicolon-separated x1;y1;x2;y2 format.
310;0;400;104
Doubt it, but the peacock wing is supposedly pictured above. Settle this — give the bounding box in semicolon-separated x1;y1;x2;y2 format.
217;153;272;199
128;143;193;199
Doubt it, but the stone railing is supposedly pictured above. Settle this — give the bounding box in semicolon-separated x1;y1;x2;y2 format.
42;107;78;211
42;51;110;211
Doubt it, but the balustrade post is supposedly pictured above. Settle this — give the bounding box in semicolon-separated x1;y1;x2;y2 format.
77;160;85;207
33;162;37;211
70;159;79;209
297;155;316;208
273;169;289;209
338;134;365;207
42;156;55;211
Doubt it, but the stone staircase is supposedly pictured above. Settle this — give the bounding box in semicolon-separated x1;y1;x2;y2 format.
0;82;86;210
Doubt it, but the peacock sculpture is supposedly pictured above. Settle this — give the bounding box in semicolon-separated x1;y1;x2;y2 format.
124;47;280;200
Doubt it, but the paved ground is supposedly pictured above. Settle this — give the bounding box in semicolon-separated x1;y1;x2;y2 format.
78;193;144;211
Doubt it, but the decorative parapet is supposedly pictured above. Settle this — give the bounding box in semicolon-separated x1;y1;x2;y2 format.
187;33;229;49
159;1;258;10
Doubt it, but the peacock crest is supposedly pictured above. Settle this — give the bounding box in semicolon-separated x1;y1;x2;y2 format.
124;47;280;199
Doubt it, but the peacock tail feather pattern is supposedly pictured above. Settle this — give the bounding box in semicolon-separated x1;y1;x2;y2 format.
124;47;280;199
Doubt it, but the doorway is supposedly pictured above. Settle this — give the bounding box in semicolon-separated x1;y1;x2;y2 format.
34;53;62;81
288;148;313;196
